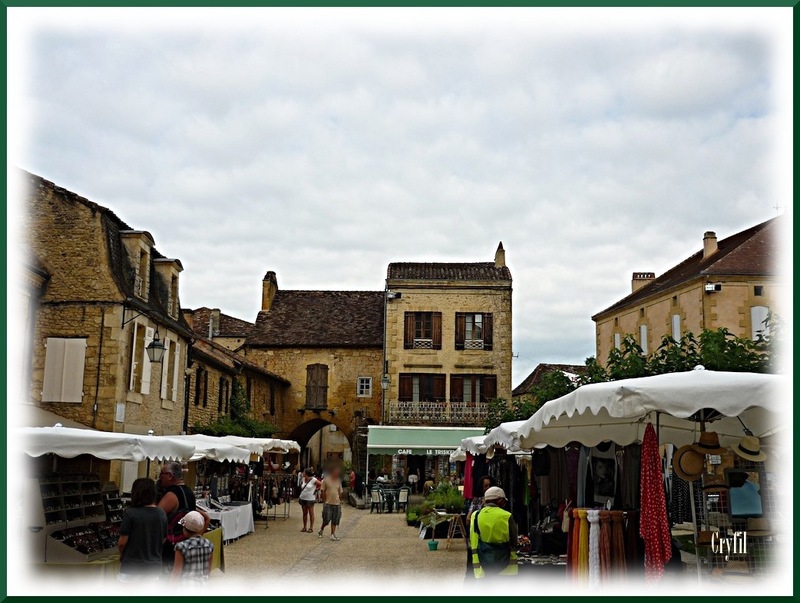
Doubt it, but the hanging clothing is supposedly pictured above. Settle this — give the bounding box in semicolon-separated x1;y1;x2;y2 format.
548;447;570;502
588;509;600;587
565;508;575;578
571;509;581;582
599;510;612;583
591;442;617;507
578;509;589;584
669;468;692;525
611;510;627;576
463;452;474;500
565;445;580;500
639;423;672;582
577;446;591;507
621;444;642;509
625;510;643;569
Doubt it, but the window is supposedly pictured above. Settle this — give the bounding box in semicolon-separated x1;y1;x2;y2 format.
161;341;181;402
42;337;87;403
639;325;648;354
614;317;619;327
357;377;372;397
751;306;770;340
218;377;226;412
398;373;446;402
455;313;494;350
640;308;645;318
754;286;764;297
269;383;276;415
450;374;497;403
671;315;681;342
613;333;621;350
194;367;207;407
305;364;329;409
404;312;442;349
224;379;230;414
672;295;678;307
135;250;149;298
128;323;154;394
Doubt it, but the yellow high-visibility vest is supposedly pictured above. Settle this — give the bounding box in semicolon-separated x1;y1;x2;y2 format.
470;506;519;578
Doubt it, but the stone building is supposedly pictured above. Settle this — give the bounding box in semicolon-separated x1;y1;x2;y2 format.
592;218;784;364
22;171;194;484
382;243;513;426
182;310;290;431
239;273;385;468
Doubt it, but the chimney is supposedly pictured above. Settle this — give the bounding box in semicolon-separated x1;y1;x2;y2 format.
494;242;506;268
703;231;718;259
262;271;278;312
209;309;220;339
631;272;656;292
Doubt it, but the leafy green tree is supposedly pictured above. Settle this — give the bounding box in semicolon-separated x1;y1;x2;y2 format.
605;335;648;380
194;377;277;438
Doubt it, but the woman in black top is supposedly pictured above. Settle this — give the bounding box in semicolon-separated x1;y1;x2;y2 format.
118;478;168;582
158;462;209;570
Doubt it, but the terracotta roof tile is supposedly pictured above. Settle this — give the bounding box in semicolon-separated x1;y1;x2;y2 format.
249;290;385;348
387;262;512;281
185;307;254;338
593;218;780;319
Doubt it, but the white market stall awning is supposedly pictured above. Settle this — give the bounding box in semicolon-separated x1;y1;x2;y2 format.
215;435;300;455
19;426;196;462
449;447;467;462
515;369;787;450
482;420;527;452
367;425;485;456
459;435;488;456
170;435;253;464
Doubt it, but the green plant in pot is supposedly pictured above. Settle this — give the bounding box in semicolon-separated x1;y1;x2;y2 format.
406;506;421;526
419;511;450;551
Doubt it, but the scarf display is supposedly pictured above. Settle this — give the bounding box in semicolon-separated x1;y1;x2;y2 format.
578;509;589;583
639;423;672;581
588;509;600;587
611;510;627;576
599;510;612;582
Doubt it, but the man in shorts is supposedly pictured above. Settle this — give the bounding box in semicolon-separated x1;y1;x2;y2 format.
317;464;343;541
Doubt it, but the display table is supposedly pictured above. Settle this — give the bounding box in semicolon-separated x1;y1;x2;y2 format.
200;501;254;542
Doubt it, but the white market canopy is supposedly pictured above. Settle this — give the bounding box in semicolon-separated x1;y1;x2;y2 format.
169;435;253;464
511;370;786;450
215;435;301;455
20;426;196;462
458;435;488;456
481;420;527;452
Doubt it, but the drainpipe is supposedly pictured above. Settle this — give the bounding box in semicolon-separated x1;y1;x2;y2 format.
92;307;106;429
182;344;193;434
381;284;388;424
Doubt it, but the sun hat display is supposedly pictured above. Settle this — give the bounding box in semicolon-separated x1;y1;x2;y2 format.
746;517;774;537
672;445;704;482
483;486;507;501
691;431;728;455
733;435;767;462
695;530;714;546
701;473;729;493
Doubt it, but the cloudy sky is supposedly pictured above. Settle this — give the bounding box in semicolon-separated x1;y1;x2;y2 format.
9;8;791;387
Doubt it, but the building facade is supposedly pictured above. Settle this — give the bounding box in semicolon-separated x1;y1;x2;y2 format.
592;219;783;364
383;243;513;426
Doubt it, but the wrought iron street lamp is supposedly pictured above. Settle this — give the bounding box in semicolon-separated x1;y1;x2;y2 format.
146;327;166;363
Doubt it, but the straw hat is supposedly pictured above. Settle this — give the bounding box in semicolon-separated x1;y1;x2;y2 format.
746;517;774;537
701;473;729;493
673;445;704;481
695;530;714;546
691;431;728;455
733;435;767;462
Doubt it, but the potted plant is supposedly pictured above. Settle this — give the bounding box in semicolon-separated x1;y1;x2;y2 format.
406;506;421;527
419;511;451;551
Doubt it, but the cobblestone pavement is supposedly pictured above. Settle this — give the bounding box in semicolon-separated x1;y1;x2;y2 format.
220;498;467;591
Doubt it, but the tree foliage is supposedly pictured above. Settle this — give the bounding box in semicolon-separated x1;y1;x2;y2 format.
194;377;277;438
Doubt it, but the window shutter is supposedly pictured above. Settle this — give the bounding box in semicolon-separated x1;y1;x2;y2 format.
62;339;87;403
140;326;154;394
398;374;413;402
432;312;442;349
671;315;681;342
433;374;446;401
751;306;769;339
171;343;181;402
129;324;140;391
482;375;497;402
319;364;329;408
203;369;209;407
404;313;415;349
218;376;224;412
194;368;202;406
614;333;621;349
450;375;464;402
160;338;171;399
483;313;494;350
455;313;466;350
42;338;66;402
639;325;648;355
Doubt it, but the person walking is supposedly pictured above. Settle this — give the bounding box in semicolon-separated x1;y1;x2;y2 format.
117;478;168;583
158;461;209;570
299;468;320;533
469;487;519;581
465;476;497;581
317;465;343;541
171;511;214;585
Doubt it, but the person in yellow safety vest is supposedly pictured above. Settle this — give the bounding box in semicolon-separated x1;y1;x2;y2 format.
470;486;519;579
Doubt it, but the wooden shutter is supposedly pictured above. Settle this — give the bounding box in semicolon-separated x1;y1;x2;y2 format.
398;374;413;402
450;375;464;402
171;343;181;402
218;376;224;412
482;375;497;402
42;338;86;403
455;313;466;350
140;326;155;394
42;338;66;402
432;312;442;349
433;374;446;401
483;313;493;351
194;368;202;406
160;338;171;399
319;364;329;408
129;324;140;391
203;369;209;407
404;313;415;349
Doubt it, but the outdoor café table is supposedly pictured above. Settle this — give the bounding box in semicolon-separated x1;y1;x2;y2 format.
378;487;398;512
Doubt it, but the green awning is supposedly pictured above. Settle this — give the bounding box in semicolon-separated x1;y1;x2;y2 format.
367;426;485;456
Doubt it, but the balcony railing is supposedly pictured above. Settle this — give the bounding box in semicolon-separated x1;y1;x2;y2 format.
464;339;484;350
386;400;487;426
412;338;433;349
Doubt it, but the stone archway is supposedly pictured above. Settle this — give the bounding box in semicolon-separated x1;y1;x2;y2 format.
288;418;352;471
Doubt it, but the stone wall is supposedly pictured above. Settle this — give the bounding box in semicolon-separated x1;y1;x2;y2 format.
241;346;383;442
594;276;783;364
384;285;513;405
